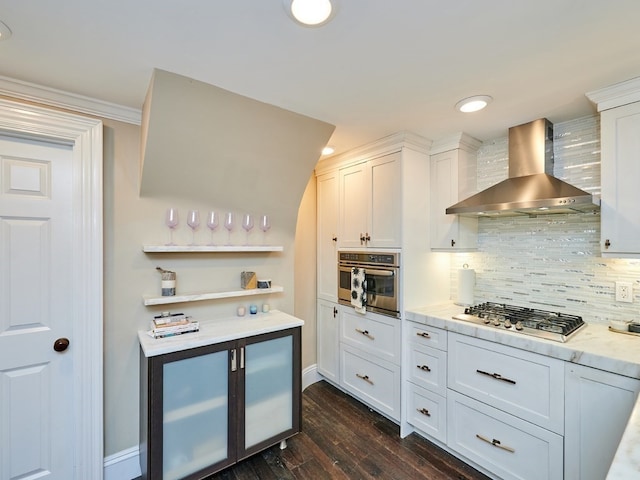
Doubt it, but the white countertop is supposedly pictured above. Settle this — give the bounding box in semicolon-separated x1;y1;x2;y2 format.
138;309;304;357
405;303;640;479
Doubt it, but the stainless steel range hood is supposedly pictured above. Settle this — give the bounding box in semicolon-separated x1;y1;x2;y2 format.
446;118;600;217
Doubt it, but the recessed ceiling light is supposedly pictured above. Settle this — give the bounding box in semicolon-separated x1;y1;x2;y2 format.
0;21;12;41
455;95;493;113
287;0;333;26
322;146;335;155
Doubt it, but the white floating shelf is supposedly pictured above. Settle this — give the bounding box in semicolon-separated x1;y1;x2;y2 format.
143;286;284;306
143;245;283;253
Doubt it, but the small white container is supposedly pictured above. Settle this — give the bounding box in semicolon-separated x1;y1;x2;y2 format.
609;319;629;331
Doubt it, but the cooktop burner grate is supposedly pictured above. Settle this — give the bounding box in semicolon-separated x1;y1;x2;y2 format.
453;302;585;342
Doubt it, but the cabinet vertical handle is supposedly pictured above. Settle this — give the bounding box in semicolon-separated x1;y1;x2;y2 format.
333;307;338;317
360;233;366;245
230;348;237;372
605;239;611;249
365;233;371;242
240;347;245;369
451;239;456;247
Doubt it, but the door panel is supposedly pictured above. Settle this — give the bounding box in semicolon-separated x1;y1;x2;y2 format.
0;137;75;480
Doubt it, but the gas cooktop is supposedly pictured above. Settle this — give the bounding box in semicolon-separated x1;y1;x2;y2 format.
453;302;585;343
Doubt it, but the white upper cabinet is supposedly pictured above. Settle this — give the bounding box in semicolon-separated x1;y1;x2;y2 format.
339;151;401;248
429;133;481;251
316;170;339;301
600;101;640;256
587;77;640;257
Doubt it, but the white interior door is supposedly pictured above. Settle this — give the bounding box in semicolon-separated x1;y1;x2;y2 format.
0;99;103;480
0;136;77;479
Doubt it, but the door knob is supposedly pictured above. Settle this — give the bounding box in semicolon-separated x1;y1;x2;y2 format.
53;337;70;352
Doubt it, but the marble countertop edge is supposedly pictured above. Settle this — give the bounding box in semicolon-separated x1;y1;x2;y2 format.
138;310;304;357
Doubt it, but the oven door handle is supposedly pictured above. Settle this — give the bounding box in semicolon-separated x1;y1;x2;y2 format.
364;269;395;277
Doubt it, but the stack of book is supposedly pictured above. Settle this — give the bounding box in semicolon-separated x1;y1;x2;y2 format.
148;312;199;339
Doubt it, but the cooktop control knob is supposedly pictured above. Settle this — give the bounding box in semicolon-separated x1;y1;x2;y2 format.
515;321;523;331
504;320;512;329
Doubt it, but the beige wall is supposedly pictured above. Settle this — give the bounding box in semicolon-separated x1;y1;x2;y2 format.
3;92;321;457
100;116;320;456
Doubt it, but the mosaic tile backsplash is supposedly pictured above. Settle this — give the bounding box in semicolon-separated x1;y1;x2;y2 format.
453;115;640;325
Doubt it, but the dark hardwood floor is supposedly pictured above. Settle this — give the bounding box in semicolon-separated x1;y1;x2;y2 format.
208;381;491;480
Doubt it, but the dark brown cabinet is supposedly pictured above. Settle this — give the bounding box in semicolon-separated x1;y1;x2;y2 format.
139;327;301;480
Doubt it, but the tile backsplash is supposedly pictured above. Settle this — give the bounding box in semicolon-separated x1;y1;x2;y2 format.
453;115;640;324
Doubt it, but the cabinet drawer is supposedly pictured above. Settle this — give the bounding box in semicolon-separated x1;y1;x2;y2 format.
341;308;400;364
408;323;447;351
448;334;564;434
340;344;400;421
408;344;447;396
447;391;563;480
407;383;446;444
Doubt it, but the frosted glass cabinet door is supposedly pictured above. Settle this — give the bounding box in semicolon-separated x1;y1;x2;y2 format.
162;349;230;480
241;328;301;457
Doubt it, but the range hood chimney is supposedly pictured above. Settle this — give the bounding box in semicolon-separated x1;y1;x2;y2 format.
446;118;600;217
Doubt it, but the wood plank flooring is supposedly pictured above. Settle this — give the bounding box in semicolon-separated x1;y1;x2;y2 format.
208;380;491;480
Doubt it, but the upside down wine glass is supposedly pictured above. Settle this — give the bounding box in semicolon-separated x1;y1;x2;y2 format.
165;208;179;245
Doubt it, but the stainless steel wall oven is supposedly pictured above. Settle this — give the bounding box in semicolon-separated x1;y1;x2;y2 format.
338;251;400;318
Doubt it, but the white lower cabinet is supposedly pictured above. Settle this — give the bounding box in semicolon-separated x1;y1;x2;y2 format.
338;306;401;421
447;390;563;480
316;299;340;384
564;363;640;480
407;383;447;443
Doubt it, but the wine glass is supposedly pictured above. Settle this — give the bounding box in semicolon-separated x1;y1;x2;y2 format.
224;212;234;245
206;211;219;246
187;210;200;245
165;208;179;245
242;214;254;245
259;214;271;245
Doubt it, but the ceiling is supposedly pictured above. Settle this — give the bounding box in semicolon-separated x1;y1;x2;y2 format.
2;0;640;156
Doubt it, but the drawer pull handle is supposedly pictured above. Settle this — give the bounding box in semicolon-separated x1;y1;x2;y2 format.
417;364;431;372
416;332;431;339
476;369;516;385
476;434;515;453
417;408;431;417
356;373;374;385
355;328;374;340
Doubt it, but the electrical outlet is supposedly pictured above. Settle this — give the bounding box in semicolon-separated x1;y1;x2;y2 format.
615;281;633;303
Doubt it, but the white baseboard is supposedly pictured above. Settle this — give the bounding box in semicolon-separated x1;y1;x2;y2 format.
302;363;321;390
104;446;141;480
104;365;321;480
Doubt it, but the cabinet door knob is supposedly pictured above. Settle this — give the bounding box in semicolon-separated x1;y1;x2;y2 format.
332;236;337;242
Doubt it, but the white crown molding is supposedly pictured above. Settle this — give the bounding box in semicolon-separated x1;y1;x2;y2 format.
586;76;640;112
0;75;142;125
429;132;483;155
315;131;432;175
